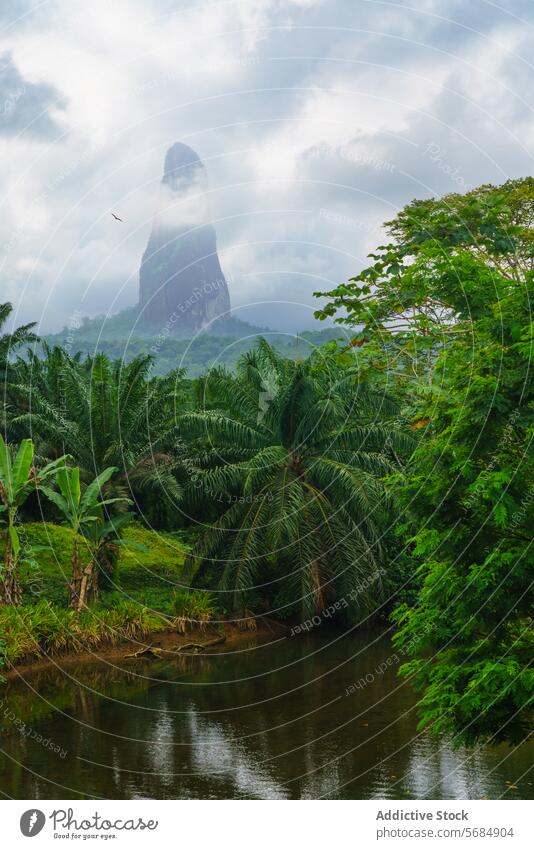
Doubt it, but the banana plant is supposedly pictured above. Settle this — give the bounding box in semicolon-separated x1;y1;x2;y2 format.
81;510;137;593
0;435;68;605
40;465;131;610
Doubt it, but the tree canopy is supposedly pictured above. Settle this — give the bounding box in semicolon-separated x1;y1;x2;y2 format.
317;177;534;745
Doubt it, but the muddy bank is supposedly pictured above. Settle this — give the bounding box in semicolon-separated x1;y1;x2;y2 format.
5;618;289;680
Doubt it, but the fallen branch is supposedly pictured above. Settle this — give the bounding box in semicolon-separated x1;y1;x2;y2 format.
124;645;163;659
124;633;227;659
172;634;226;653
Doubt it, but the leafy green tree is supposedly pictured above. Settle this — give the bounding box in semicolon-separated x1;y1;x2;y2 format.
317;178;534;745
181;340;410;619
391;277;533;745
315;177;534;386
40;466;130;609
0;436;66;604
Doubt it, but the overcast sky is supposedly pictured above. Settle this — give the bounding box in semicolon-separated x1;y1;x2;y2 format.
0;0;533;333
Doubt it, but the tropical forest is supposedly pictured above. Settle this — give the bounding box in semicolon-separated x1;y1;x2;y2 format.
0;177;532;801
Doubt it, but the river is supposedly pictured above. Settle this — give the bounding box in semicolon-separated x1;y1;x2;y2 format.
0;629;532;799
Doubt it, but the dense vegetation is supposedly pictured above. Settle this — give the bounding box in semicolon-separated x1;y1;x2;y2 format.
0;177;532;750
181;340;412;618
45;310;346;376
317;176;533;745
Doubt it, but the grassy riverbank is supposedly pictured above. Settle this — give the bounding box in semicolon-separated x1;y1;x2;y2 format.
14;522;190;610
0;522;196;671
0;522;288;675
2;615;282;678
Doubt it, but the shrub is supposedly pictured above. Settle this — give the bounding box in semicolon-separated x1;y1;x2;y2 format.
172;589;217;633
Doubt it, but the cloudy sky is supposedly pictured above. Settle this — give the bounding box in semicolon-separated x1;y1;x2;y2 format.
0;0;533;333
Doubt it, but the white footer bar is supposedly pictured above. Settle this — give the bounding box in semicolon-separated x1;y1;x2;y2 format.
3;799;532;848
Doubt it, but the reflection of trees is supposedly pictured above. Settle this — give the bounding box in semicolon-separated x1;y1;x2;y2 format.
1;636;533;799
184;709;288;799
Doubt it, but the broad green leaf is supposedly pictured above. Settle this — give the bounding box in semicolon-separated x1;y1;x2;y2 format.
94;496;132;509
100;512;135;537
70;467;81;509
80;466;117;511
39;454;72;481
0;433;13;503
56;465;73;504
12;438;33;492
38;485;70;518
8;525;20;558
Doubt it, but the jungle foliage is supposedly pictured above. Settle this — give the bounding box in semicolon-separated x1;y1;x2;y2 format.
0;176;531;748
317;177;534;745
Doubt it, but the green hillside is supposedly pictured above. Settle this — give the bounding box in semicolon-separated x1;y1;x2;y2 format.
13;522;189;613
45;309;347;375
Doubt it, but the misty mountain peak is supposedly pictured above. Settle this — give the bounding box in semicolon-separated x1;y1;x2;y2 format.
138;143;231;331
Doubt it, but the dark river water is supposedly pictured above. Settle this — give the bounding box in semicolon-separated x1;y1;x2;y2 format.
0;630;532;799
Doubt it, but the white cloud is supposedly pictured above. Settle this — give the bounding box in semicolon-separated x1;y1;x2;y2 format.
0;0;532;332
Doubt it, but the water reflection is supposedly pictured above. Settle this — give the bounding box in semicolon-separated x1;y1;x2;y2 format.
0;631;532;799
188;710;288;799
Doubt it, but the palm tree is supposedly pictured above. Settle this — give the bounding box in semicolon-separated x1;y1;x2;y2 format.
10;348;187;580
0;302;38;369
11;348;184;493
0;435;67;604
40;465;130;609
0;301;39;433
180;340;412;619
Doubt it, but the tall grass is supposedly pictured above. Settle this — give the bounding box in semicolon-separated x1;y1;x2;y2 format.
172;589;217;633
0;601;167;666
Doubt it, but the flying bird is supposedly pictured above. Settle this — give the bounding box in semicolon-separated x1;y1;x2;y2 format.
111;213;123;222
